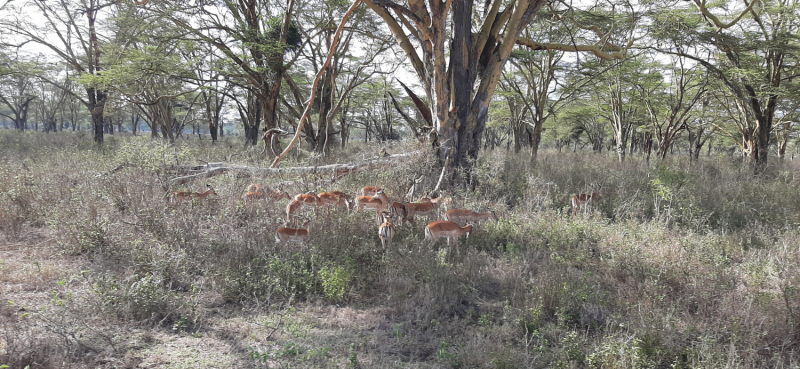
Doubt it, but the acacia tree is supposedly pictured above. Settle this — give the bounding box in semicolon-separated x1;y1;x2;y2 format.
0;0;114;143
32;71;69;133
558;104;607;153
0;54;37;130
494;84;530;153
188;48;229;143
145;0;300;145
365;0;632;176
501;44;578;162
774;90;800;159
581;57;645;161
686;100;717;161
281;0;394;154
638;55;708;160
84;3;200;143
650;0;800;171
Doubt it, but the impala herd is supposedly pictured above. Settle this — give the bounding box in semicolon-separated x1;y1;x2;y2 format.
172;181;604;250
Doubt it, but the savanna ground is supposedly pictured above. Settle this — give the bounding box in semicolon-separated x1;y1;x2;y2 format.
2;130;800;368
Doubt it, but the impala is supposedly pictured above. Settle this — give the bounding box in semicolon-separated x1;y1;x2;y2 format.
174;184;217;203
389;201;408;226
318;191;351;211
571;190;600;217
354;189;390;213
360;186;382;197
444;209;498;225
378;211;396;248
275;219;313;246
294;192;322;214
328;190;352;208
405;198;439;221
286;200;303;224
424;220;473;251
419;192;451;210
354;190;391;224
294;191;320;203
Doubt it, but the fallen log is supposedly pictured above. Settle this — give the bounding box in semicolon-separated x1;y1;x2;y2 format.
169;152;420;185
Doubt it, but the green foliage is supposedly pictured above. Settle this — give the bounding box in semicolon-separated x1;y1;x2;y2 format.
586;335;655;369
437;341;462;368
224;253;317;303
113;137;197;172
5;133;800;367
266;19;303;52
318;261;354;302
93;272;187;325
472;151;528;205
651;164;689;201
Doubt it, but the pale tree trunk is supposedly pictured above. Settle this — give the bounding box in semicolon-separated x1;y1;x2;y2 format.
366;0;545;177
776;121;792;160
609;82;633;162
364;0;628;179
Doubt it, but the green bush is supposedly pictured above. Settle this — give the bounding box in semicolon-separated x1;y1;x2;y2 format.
318;261;354;302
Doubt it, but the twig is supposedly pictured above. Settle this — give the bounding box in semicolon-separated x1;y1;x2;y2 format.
432;154;451;196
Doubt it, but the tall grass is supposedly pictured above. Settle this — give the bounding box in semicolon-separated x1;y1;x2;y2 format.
1;130;800;367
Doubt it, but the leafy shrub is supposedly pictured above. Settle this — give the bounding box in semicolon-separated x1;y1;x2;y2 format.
93;272;188;325
318;261;354;302
223;253;317;303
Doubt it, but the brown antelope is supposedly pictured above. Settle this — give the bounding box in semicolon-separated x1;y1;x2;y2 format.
378;211;396;248
444;209;498;225
174;185;217;203
571;190;600;217
318;191;351;211
354;190;391;224
424;220;473;252
275;219;313;246
419;192;451;208
328;191;353;209
405;198;440;222
294;191;320;202
354;189;390;212
360;186;382;197
286;199;303;224
389;201;408;226
294;192;322;215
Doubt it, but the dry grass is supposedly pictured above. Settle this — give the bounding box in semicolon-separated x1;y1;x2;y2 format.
1;131;800;368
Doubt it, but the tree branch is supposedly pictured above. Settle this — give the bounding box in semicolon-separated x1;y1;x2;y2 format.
516;38;626;60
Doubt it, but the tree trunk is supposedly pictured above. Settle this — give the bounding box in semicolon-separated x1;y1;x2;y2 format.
614;130;626;162
446;0;479;175
752;110;773;170
529;120;544;162
91;107;104;144
314;71;334;152
209;121;218;142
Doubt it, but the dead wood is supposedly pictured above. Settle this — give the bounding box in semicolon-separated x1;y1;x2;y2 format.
169;152;420;185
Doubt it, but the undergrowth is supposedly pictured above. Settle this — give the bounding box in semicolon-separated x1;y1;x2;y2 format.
1;131;800;368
